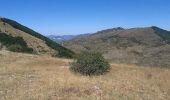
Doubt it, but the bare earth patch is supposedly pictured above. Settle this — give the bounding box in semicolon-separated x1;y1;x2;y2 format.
0;50;170;100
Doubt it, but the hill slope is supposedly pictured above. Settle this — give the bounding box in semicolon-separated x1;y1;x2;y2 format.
64;27;170;67
0;50;170;100
0;18;74;58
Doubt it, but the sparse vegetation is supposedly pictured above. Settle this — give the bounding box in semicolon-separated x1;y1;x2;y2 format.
0;32;33;53
0;51;170;100
70;51;110;75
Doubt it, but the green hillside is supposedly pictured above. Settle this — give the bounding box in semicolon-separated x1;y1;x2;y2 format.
1;18;74;58
152;26;170;43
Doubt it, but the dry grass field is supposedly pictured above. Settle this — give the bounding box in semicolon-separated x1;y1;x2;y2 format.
0;50;170;100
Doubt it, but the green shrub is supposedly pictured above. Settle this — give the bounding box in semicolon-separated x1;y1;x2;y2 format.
70;51;110;76
7;44;23;52
0;33;33;53
7;44;33;53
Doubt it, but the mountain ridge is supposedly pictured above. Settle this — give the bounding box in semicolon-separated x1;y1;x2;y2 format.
47;33;90;43
63;26;170;67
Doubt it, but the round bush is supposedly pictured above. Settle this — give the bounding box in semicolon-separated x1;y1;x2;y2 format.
70;51;110;76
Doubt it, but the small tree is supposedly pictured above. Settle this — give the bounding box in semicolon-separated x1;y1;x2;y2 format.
70;51;110;76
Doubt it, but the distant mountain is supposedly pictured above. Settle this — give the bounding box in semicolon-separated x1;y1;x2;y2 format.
0;18;74;58
48;35;76;43
64;27;170;67
47;33;90;43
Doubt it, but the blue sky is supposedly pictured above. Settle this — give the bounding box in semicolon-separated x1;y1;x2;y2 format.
0;0;170;35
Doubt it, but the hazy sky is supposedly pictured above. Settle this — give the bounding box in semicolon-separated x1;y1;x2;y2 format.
0;0;170;35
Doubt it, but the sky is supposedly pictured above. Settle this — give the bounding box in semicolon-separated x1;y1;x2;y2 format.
0;0;170;35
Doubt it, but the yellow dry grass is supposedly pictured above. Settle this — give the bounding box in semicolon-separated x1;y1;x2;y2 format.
0;50;170;100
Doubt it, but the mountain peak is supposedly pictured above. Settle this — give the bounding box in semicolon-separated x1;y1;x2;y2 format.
114;27;124;30
96;27;124;34
151;26;162;30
